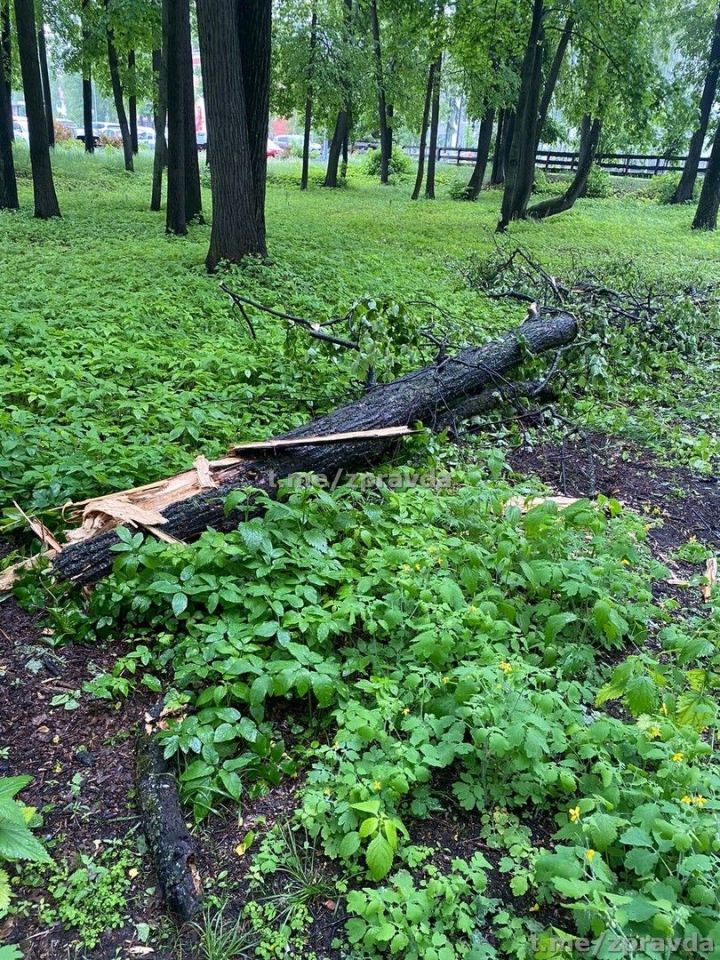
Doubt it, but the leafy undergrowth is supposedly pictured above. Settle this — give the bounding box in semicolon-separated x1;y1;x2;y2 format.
11;458;716;958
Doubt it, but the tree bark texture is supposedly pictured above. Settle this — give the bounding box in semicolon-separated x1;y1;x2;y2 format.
13;0;60;217
425;53;442;199
81;0;94;153
105;0;134;172
165;0;187;233
151;44;168;211
411;59;436;200
51;312;578;586
301;5;318;191
128;49;138;154
0;21;18;210
324;108;349;187
369;0;389;183
693;114;720;229
465;107;495;199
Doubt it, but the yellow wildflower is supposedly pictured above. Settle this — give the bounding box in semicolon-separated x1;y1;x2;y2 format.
372;780;382;792
442;676;450;684
529;903;540;912
694;795;706;808
585;849;597;862
681;795;693;805
569;805;581;823
499;661;513;674
402;707;410;716
647;725;662;739
671;752;685;763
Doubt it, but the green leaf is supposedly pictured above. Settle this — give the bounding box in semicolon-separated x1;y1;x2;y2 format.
171;592;188;616
338;832;361;858
544;612;577;642
553;877;594;898
588;813;619;851
0;778;31;802
0;819;50;863
351;800;381;815
366;832;394;880
346;917;367;944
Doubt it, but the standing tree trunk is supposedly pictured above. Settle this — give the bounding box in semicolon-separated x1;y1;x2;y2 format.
128;49;138;154
151;44;168;211
425;52;442;199
181;1;201;222
411;59;436;200
490;107;505;185
324;108;348;187
535;15;573;152
14;0;60;216
105;0;134;172
196;0;271;270
81;0;95;153
498;0;545;230
527;114;602;219
369;0;389;183
0;15;18;210
1;0;12;141
301;4;318;191
464;106;495;199
673;3;720;204
165;0;187;233
692;115;720;229
37;15;54;147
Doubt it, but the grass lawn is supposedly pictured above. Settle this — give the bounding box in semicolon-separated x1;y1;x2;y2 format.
1;146;719;960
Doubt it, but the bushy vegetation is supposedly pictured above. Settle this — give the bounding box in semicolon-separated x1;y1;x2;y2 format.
361;147;413;179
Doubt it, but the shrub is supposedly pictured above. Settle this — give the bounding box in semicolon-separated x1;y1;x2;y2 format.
532;169;567;195
361;147;412;178
635;171;699;204
583;164;613;198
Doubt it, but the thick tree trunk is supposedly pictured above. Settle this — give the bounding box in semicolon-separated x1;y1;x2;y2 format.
425;53;442;199
128;49;138;154
324;108;349;187
528;114;602;219
196;0;270;270
1;0;10;141
105;2;134;172
369;0;389;183
490;107;505;185
51;312;578;586
13;0;60;217
181;2;201;222
692;115;720;229
0;21;18;210
301;5;318;191
81;0;94;153
498;0;544;230
151;45;168;211
672;3;720;204
464;107;495;199
166;0;187;233
535;15;573;152
37;18;54;147
411;59;436;200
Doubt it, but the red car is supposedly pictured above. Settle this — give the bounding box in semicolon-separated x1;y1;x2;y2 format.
266;138;285;158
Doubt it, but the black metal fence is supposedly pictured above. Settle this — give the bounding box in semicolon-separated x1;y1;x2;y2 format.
403;144;703;178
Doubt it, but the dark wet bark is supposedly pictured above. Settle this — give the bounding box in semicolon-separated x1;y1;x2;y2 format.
165;0;187;233
128;49;138;154
14;0;60;217
498;0;544;230
528;114;602;219
369;0;389;182
301;4;318;191
0;22;18;210
105;0;134;172
672;3;720;204
1;0;10;141
151;44;168;211
490;107;505;185
181;2;201;222
465;107;495;199
196;0;271;269
425;53;442;199
693;114;720;229
411;59;436;200
52;312;578;586
324;108;349;187
37;17;54;147
81;0;94;153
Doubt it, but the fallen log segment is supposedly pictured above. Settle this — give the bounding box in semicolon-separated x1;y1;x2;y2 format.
136;727;203;921
51;311;578;586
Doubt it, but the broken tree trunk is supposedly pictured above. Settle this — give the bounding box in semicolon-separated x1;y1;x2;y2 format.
49;312;577;586
137;721;202;920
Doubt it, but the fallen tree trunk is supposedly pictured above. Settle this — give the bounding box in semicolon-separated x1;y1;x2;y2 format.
50;311;577;586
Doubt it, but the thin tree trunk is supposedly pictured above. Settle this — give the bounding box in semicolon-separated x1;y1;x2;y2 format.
411;59;436;200
301;4;318;191
165;0;187;233
673;3;720;204
527;114;601;219
386;101;393;165
324;108;348;187
1;0;12;141
502;111;514;174
490;107;505;185
196;0;270;270
151;45;168;211
51;311;578;587
498;0;545;230
105;0;134;172
369;0;389;183
128;49;138;154
81;0;94;153
464;106;495;199
13;0;60;217
0;17;18;210
693;115;720;229
37;17;54;147
181;2;201;222
425;52;442;199
535;15;573;152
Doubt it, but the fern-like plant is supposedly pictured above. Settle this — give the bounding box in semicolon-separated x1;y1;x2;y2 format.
0;776;51;917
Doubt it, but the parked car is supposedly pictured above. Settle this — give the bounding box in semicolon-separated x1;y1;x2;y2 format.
274;134;320;154
267;138;284;158
55;119;78;140
136;125;156;148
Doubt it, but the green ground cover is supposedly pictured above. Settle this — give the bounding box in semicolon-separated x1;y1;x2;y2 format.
1;147;719;960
